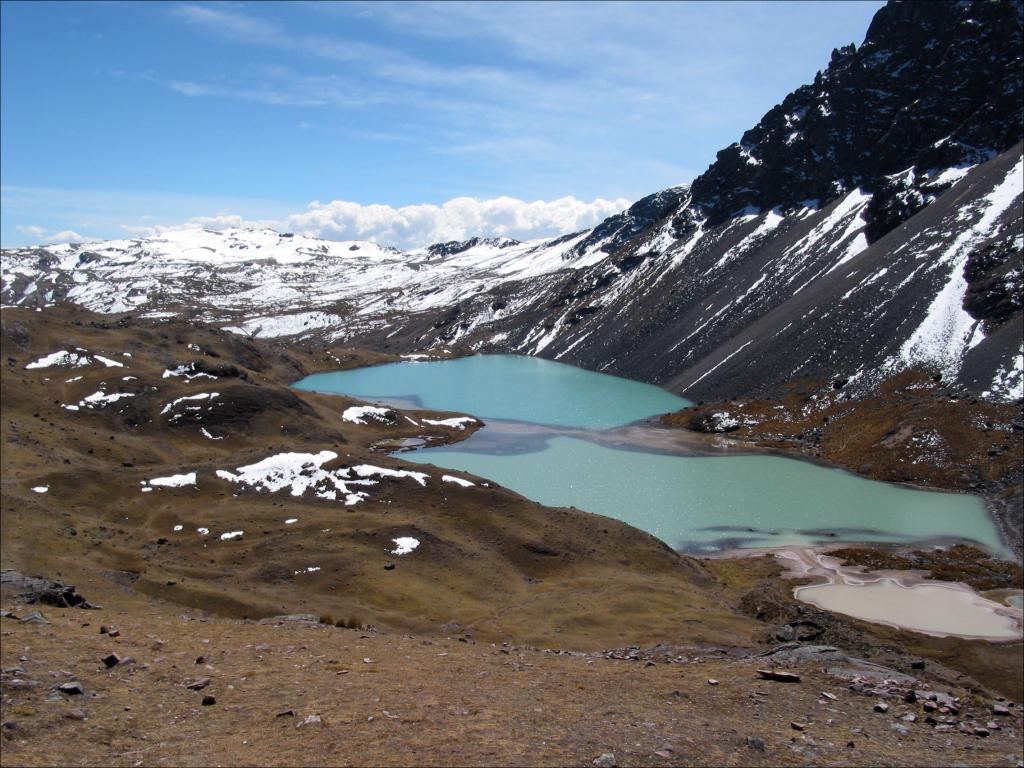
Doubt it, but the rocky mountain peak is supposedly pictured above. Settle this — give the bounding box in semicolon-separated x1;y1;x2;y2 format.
565;186;689;259
686;0;1023;238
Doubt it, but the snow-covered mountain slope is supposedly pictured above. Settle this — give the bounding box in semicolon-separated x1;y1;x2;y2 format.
1;227;597;337
2;0;1021;403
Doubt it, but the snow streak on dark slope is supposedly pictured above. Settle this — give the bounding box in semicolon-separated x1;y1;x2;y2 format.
2;0;1022;403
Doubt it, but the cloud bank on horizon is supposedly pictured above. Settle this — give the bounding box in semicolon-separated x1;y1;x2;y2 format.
14;194;630;250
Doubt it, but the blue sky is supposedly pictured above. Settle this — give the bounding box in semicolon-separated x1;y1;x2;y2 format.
1;1;884;248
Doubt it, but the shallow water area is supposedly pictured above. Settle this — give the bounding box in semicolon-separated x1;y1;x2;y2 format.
795;580;1022;640
294;355;1008;555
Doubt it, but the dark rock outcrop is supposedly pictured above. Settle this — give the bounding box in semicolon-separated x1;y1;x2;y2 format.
0;570;95;608
689;0;1023;236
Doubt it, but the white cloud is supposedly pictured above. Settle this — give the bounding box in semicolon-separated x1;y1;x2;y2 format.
119;195;630;249
15;224;89;244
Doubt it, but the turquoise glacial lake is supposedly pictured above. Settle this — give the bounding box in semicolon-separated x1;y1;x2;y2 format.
295;354;689;429
294;355;1006;555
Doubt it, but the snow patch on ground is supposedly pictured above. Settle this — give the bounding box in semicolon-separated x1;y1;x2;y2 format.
81;390;136;407
147;472;198;488
350;464;429;486
391;537;420;555
422;416;477;430
163;364;216;380
64;388;137;410
26;351;90;369
214;451;429;505
161;392;219;415
342;405;394;424
441;475;475;487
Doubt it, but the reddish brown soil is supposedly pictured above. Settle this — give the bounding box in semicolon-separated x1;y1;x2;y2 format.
2;590;1022;768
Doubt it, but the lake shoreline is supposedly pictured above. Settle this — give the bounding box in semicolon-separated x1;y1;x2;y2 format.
658;372;1023;560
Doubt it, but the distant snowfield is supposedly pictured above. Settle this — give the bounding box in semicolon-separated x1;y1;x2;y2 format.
2;227;596;334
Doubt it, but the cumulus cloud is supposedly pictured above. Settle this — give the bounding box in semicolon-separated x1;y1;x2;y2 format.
15;224;89;244
287;195;629;246
120;195;630;250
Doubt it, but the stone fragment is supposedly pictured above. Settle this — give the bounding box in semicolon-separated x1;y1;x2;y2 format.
707;679;719;685
874;701;889;713
974;727;990;737
910;659;926;670
756;669;801;683
201;695;216;706
746;736;765;752
20;611;49;624
592;754;617;768
7;679;39;690
102;653;122;668
57;682;83;695
993;704;1011;716
64;709;87;721
276;709;297;718
297;714;322;728
184;677;211;690
902;714;917;722
257;614;320;626
791;722;807;731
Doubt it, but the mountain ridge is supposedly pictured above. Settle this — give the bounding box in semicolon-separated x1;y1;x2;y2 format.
2;0;1021;404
